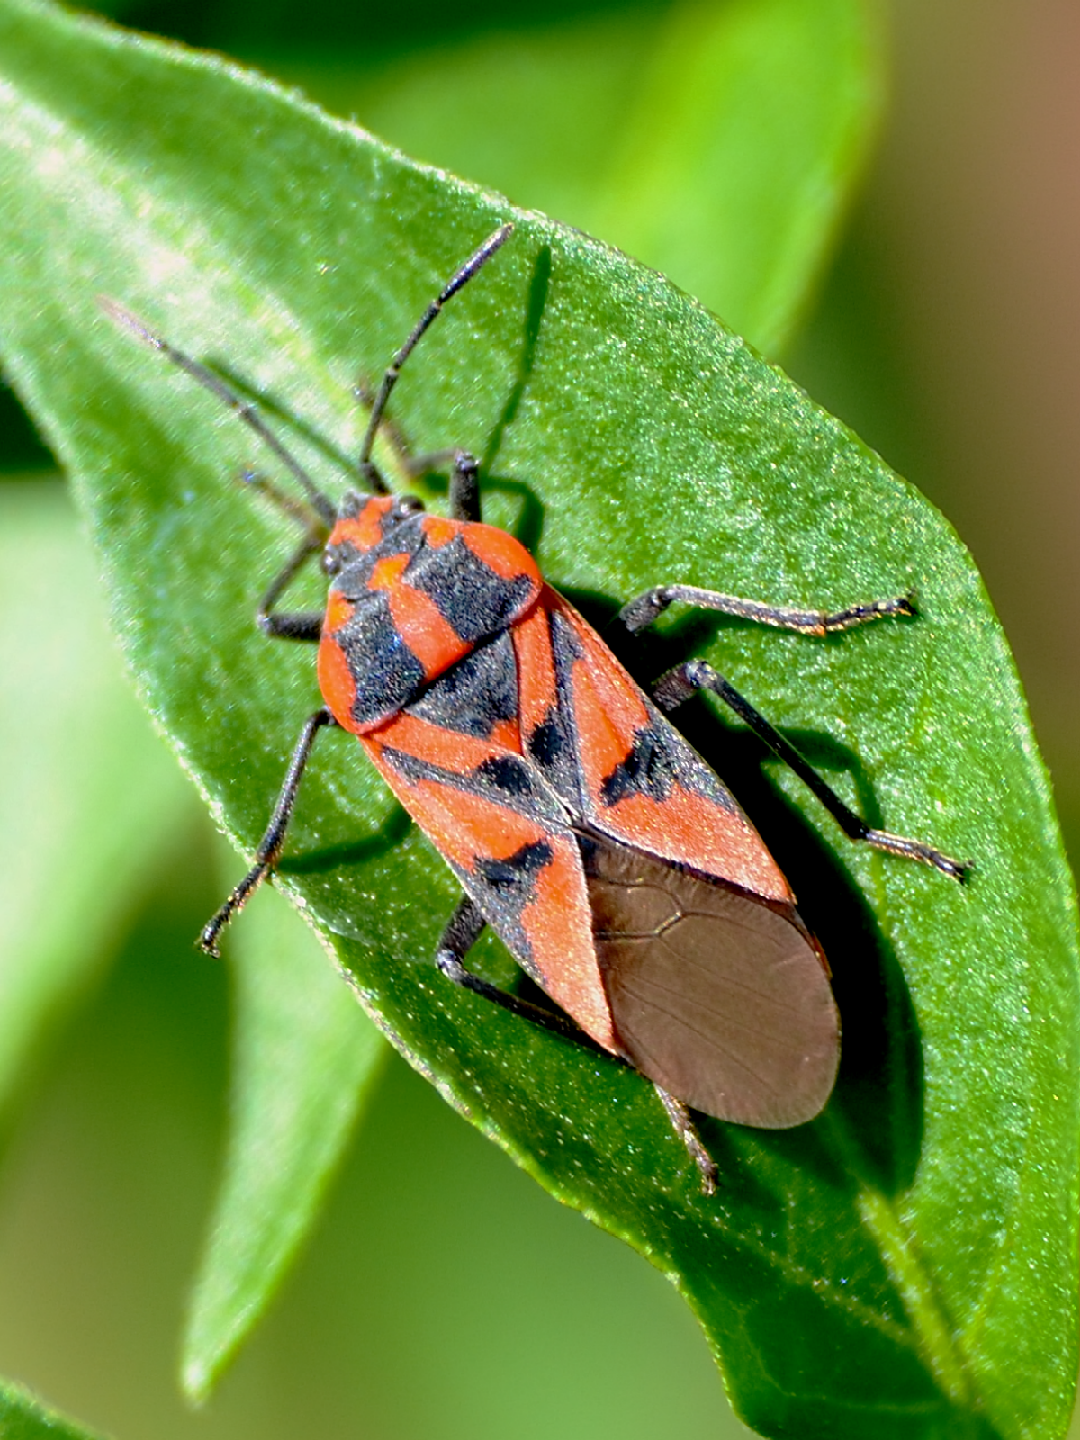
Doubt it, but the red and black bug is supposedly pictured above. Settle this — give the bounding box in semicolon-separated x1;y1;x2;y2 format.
103;225;966;1192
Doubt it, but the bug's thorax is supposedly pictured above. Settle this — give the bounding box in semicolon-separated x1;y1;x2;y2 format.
317;494;543;736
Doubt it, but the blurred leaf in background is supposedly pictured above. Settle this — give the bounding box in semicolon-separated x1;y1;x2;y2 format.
0;483;195;1112
0;1378;108;1439
0;0;1078;1438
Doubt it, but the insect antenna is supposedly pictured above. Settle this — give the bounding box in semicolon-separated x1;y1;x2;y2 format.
358;223;514;489
98;296;338;530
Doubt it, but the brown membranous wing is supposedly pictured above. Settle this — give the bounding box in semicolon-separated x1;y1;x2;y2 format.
580;833;839;1129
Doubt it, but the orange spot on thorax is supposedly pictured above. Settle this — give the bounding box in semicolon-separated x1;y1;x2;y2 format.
367;551;471;680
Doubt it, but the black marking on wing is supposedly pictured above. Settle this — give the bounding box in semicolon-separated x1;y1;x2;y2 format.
457;838;556;979
381;738;568;828
527;710;567;768
474;840;555;903
410;631;518;738
473;754;534;798
534;608;589;812
599;721;681;806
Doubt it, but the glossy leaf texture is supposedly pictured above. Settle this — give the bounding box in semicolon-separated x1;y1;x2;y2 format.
265;0;883;356
0;3;1077;1438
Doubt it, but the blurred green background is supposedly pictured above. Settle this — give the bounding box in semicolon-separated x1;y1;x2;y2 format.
0;0;1077;1436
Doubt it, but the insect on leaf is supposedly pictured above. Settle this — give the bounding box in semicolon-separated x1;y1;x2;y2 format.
0;3;1076;1437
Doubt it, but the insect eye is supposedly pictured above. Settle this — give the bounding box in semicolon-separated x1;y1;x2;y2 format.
321;547;342;576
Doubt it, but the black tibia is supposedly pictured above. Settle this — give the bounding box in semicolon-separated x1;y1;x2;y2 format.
256;532;325;641
434;896;591;1048
259;609;323;642
618;583;915;637
449;452;481;523
200;708;338;955
241;471;327;640
652;660;969;881
654;1087;718;1196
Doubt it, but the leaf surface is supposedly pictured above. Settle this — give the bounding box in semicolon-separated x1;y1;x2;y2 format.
261;0;883;355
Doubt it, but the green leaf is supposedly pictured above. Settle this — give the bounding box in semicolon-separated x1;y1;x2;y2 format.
0;4;1076;1438
0;1378;109;1440
183;873;388;1401
262;0;883;356
0;479;195;1109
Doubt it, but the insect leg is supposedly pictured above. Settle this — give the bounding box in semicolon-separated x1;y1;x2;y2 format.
619;584;914;637
652;661;970;881
654;1086;718;1196
399;449;482;520
435;896;601;1047
200;707;338;955
447;452;481;522
436;899;717;1191
254;533;325;642
236;473;326;639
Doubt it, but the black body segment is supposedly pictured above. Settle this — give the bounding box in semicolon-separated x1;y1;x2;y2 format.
331;594;428;729
409;531;538;644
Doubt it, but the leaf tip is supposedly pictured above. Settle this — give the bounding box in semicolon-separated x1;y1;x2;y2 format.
180;1352;213;1409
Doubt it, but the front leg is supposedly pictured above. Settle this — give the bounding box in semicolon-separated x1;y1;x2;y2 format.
255;532;325;641
239;471;328;640
200;707;339;954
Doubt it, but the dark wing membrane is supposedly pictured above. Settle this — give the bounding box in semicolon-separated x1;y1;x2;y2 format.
582;834;839;1128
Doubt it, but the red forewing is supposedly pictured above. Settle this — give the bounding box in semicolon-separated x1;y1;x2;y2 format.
361;693;619;1052
548;594;795;905
359;589;838;1129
